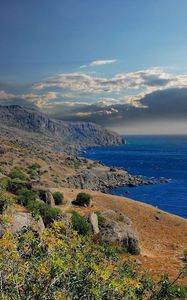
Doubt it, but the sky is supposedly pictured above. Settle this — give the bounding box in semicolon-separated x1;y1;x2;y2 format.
0;0;187;134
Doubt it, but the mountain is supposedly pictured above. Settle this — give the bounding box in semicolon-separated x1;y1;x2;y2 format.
0;105;124;149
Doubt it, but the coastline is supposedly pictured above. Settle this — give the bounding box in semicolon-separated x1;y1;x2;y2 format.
80;136;187;219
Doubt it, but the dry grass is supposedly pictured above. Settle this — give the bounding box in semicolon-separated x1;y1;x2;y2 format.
51;187;187;284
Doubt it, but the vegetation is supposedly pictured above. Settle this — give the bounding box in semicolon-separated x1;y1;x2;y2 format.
53;191;64;205
0;189;13;213
7;178;28;194
0;176;10;190
0;221;186;299
39;203;61;226
17;187;38;206
73;192;92;207
16;187;61;224
71;211;91;235
27;162;41;180
9;167;28;181
95;210;106;226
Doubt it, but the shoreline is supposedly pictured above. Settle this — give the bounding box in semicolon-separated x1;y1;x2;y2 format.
79;141;187;219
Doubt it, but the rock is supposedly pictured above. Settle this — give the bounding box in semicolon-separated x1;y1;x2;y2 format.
66;166;162;192
11;211;45;235
32;186;55;207
98;210;140;254
89;212;100;234
45;191;55;207
134;259;142;266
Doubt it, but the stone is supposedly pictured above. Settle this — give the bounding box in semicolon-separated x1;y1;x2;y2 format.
98;210;140;255
11;211;45;235
134;259;142;266
46;191;55;207
89;212;100;234
33;186;55;207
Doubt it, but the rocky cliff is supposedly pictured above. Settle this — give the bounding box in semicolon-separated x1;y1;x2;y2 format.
0;105;124;148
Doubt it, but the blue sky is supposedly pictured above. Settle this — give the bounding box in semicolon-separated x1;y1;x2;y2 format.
0;0;187;133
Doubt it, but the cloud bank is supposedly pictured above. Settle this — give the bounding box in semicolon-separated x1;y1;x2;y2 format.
0;67;187;133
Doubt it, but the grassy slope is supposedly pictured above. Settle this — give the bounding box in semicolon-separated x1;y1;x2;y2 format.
51;187;187;284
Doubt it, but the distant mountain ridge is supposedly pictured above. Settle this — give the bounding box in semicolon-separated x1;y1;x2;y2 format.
0;105;124;148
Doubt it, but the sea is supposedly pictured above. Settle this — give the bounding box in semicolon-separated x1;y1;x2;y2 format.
81;135;187;219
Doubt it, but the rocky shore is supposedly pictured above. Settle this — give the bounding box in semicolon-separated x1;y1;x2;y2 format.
65;165;168;192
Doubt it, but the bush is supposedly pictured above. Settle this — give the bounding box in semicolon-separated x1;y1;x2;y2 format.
29;163;41;170
40;203;61;226
7;179;28;194
73;192;92;207
0;177;10;190
9;167;28;181
17;188;37;206
0;189;13;213
28;169;39;180
71;211;91;235
53;191;64;205
27;200;42;220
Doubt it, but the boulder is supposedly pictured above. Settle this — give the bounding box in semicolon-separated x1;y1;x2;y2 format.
11;211;45;235
45;191;55;207
89;212;100;234
98;210;140;255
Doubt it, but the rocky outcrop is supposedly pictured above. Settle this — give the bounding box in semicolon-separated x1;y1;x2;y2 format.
66;167;159;192
98;210;140;254
0;105;125;148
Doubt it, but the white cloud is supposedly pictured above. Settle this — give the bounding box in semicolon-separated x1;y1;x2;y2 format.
32;68;187;108
32;68;171;94
2;67;187;111
89;59;117;66
80;59;117;69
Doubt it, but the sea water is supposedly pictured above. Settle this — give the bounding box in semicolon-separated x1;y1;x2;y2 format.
82;135;187;219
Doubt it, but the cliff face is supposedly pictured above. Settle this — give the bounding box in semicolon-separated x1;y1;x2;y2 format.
0;105;124;147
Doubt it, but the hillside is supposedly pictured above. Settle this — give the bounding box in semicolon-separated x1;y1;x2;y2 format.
54;188;187;284
0;105;124;150
0;106;186;298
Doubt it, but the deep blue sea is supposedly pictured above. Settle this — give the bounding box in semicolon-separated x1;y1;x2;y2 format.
81;135;187;219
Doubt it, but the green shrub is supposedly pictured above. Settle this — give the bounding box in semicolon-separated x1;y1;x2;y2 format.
53;191;64;205
27;200;42;220
71;211;91;235
9;167;28;181
40;203;61;226
28;169;39;180
73;192;92;207
17;188;37;206
0;189;13;213
7;179;28;194
0;177;10;190
29;163;41;170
